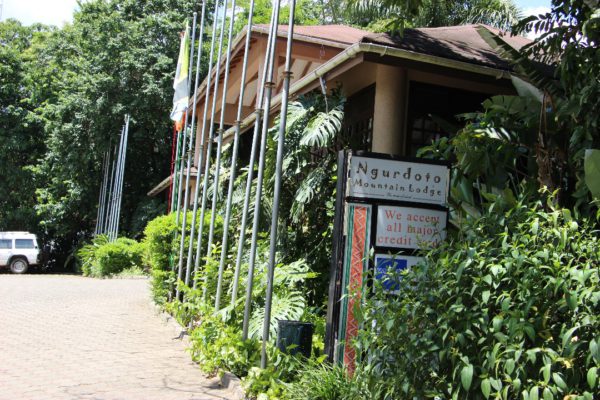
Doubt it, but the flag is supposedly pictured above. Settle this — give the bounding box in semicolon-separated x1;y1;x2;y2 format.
170;23;191;123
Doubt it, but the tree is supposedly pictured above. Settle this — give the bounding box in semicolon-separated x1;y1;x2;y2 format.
1;1;205;267
323;0;521;32
0;20;49;231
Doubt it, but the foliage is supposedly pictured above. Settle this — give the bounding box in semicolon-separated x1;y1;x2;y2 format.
351;198;600;399
143;210;222;304
0;20;49;233
77;234;111;276
77;236;145;278
189;310;261;377
322;0;521;31
458;1;600;217
1;1;205;269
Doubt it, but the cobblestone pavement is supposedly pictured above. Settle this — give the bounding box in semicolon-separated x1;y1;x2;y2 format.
0;274;238;400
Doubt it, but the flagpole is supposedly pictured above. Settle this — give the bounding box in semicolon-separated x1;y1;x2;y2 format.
169;19;193;299
104;142;118;235
95;149;110;235
227;0;257;309
113;115;130;241
170;127;182;213
191;0;222;291
212;0;239;311
183;0;208;291
241;2;280;340
193;0;229;300
175;12;198;301
261;0;296;368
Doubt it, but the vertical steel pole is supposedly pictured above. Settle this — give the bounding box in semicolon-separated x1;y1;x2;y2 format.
261;0;296;368
114;115;130;240
226;0;257;308
175;12;198;300
191;3;221;290
175;20;195;228
95;150;110;235
110;125;126;241
212;0;239;311
170;130;182;213
203;0;231;266
109;127;125;241
233;6;277;311
242;2;281;340
193;0;229;298
183;0;207;290
104;143;118;235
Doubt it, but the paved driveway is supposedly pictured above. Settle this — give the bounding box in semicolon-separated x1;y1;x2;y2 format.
0;274;238;400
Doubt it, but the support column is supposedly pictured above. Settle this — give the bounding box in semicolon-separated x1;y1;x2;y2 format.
371;64;406;155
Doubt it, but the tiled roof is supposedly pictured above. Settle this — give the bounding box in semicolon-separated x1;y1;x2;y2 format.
361;24;531;70
254;24;372;46
256;23;532;71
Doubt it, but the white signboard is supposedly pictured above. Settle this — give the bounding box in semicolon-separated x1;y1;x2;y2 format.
376;205;447;250
347;155;449;206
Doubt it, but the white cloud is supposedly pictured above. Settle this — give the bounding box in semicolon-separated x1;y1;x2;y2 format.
2;0;80;26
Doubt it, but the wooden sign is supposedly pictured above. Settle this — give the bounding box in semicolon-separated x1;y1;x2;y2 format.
347;154;449;206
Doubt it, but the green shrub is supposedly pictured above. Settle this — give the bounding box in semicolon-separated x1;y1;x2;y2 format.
92;238;144;277
143;211;223;299
77;236;144;278
77;234;110;276
353;200;600;399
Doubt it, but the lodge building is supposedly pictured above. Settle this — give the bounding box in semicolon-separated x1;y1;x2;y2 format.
149;23;529;199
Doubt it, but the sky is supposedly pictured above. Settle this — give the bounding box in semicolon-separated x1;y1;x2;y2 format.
2;0;552;27
2;0;80;26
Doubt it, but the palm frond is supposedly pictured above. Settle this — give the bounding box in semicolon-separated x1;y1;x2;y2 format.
476;25;562;99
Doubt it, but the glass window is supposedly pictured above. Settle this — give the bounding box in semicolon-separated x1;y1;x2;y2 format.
0;239;12;249
15;239;35;249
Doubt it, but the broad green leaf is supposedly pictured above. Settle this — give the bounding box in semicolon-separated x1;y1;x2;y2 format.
584;149;600;199
587;367;598;389
552;372;567;390
542;387;553;400
461;364;474;390
481;378;491;398
529;386;539;400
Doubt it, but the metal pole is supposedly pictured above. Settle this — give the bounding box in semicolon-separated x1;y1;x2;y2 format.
242;2;281;340
193;0;229;298
110;125;126;241
108;127;125;241
212;0;239;311
104;142;118;236
95;149;110;235
183;0;208;290
191;3;221;290
261;0;296;368
170;130;183;213
113;115;130;240
175;20;195;228
203;0;231;269
227;0;257;308
175;12;198;300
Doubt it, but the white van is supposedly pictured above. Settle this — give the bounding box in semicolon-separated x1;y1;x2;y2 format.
0;232;41;274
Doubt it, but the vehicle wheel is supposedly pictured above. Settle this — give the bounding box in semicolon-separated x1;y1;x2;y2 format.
10;257;29;274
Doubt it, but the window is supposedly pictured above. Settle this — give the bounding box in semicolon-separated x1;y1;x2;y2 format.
342;85;375;152
15;239;35;249
406;82;489;156
0;239;11;249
